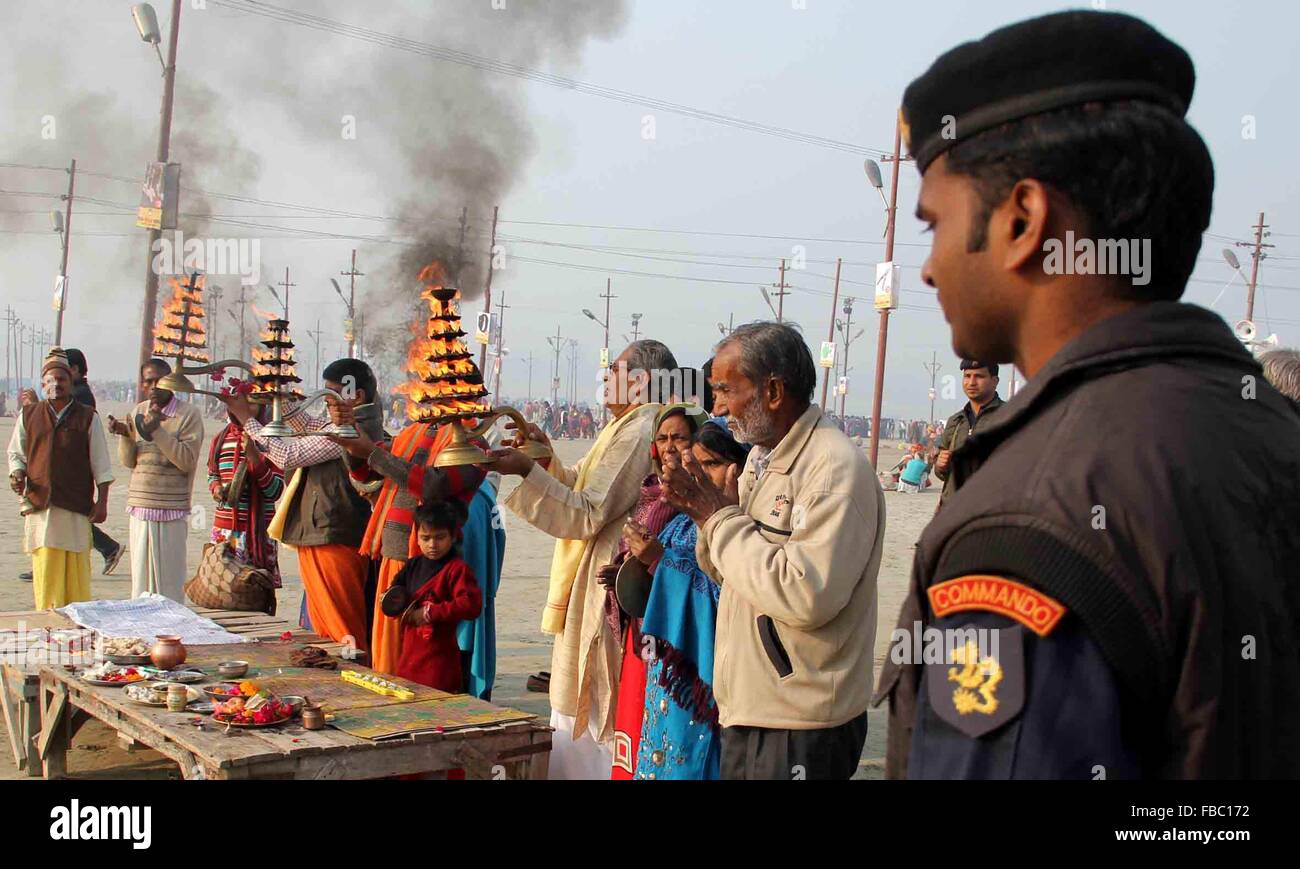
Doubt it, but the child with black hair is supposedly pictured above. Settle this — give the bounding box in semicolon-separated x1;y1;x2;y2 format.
385;500;482;692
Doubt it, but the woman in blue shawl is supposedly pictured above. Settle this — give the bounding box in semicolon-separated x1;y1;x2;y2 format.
632;420;749;780
458;476;507;701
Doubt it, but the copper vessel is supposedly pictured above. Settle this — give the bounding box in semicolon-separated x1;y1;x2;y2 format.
150;635;187;670
301;704;325;731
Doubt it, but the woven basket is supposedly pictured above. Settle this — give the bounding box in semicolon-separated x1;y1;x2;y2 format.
185;542;277;616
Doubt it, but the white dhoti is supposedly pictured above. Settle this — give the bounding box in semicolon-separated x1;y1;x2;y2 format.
129;516;189;602
548;709;615;781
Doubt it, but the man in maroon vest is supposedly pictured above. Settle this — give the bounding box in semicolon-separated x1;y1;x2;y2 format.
6;348;114;608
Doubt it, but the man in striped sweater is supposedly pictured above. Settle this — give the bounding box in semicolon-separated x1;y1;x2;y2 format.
108;359;205;602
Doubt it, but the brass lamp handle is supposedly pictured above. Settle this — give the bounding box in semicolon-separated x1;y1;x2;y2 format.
465;406;527;443
177;358;256;377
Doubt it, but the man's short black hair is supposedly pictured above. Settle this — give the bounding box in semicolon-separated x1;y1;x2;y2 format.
960;359;999;378
945;99;1213;302
321;358;377;404
142;358;172;376
65;348;87;377
414;500;467;536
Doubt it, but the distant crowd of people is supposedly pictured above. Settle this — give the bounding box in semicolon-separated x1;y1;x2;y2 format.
523;400;599;440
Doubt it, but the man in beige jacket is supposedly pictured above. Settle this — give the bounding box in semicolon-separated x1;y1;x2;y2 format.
491;339;675;779
108;359;204;602
663;322;884;779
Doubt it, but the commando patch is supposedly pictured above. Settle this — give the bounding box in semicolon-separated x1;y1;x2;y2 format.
928;574;1066;636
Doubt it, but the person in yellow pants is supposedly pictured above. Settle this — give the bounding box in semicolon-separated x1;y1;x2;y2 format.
30;548;92;610
7;349;114;610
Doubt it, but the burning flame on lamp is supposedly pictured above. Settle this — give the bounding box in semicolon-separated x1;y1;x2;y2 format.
393;261;549;467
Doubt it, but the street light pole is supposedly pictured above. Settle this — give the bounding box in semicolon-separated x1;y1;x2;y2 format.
1235;212;1273;323
492;287;510;402
923;351;941;425
135;0;183;401
479;206;499;375
869;116;907;468
549;326;562;408
838;298;856;419
53;158;77;345
820;257;842;412
340;248;363;357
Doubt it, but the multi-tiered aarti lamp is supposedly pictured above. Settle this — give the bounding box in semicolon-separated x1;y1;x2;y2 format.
247;317;305;437
153;272;356;439
397;264;551;467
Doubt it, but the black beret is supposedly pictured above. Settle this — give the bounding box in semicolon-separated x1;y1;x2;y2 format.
959;359;998;378
901;10;1195;172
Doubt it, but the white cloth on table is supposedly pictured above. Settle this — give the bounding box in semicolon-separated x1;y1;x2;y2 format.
129;516;189;602
58;593;246;646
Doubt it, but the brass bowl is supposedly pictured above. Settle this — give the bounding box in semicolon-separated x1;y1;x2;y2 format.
218;660;249;679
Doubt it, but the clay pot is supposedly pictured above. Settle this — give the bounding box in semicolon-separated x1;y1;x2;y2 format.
150;635;187;670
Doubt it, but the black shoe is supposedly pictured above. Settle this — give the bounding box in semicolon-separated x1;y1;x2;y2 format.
103;543;125;576
19;571;33;582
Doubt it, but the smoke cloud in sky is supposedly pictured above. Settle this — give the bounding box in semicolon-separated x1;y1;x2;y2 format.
1;0;628;381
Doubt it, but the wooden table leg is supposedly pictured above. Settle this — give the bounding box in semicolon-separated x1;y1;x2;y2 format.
526;737;551;781
22;678;40;777
0;668;23;771
38;678;69;780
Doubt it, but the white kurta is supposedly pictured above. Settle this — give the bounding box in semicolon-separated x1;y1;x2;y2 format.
7;402;114;553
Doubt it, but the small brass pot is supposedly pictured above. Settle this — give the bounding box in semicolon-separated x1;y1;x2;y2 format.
301;705;325;731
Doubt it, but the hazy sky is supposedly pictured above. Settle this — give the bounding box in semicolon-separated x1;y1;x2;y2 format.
3;0;1298;420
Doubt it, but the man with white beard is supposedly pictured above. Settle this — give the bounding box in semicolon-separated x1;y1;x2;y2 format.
662;322;885;779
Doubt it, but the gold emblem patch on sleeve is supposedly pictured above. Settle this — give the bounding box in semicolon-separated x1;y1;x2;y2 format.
926;626;1025;738
948;639;1002;715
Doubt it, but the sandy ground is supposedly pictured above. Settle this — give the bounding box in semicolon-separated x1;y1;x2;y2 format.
0;401;935;780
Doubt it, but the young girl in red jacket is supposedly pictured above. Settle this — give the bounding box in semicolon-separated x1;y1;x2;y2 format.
384;501;482;693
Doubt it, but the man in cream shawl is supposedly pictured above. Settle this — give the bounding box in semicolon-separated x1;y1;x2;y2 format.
491;340;677;779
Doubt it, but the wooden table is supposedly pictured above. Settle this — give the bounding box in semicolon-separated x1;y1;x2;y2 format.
4;606;551;779
4;606;340;775
37;665;550;780
1;609;97;777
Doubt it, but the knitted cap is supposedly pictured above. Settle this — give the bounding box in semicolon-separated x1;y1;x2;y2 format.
41;347;73;377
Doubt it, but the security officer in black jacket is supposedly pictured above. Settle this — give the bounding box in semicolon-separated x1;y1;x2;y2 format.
874;10;1300;778
934;360;1003;506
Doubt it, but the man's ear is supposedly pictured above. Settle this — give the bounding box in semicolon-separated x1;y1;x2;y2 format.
998;179;1051;272
765;376;784;411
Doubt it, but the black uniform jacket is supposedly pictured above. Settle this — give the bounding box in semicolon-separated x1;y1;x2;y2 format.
874;302;1300;779
935;394;1004;504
